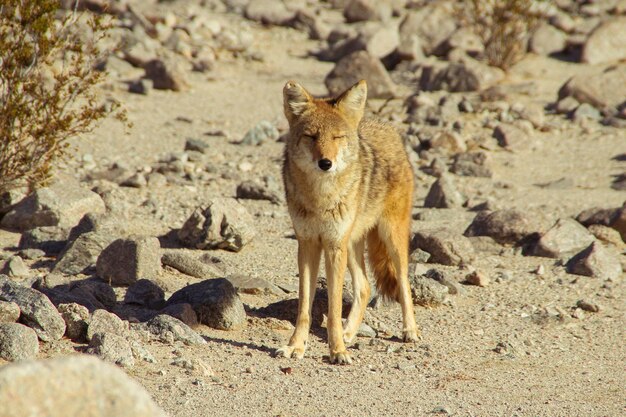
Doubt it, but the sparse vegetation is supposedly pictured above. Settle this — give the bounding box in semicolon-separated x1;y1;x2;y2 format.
459;0;542;70
0;0;120;195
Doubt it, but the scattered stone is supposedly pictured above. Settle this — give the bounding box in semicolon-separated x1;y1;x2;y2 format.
87;332;135;368
178;198;257;252
343;0;391;23
609;204;626;241
128;78;153;95
236;180;282;204
227;274;282;295
555;96;580;114
0;275;65;341
130;341;156;363
529;23;566;55
18;226;69;255
241;120;280;145
567;242;622;280
534;264;546;276
411;228;475;266
420;59;505;92
120;173;147;188
0;355;167;416
532;218;596;258
429;131;467;154
493;123;529;150
18;248;45;260
124;279;165;309
409;275;449;306
161;251;222;279
451;152;493;178
571;103;602;121
58;303;90;341
166;278;247;330
244;0;295;25
558;65;626;112
464;270;489;287
0;301;20;323
576;299;600;313
423;174;466;209
576;206;619;228
0;323;39;361
144;314;205;345
0;256;29;278
160;303;198;327
66;279;117;311
53;231;117;275
581;17;626;64
325;51;396;99
464;209;543;245
96;236;162;286
86;309;128;342
143;55;189;91
587;224;624;247
185;138;209;153
399;4;456;55
424;268;464;295
1;180;105;231
409;248;431;264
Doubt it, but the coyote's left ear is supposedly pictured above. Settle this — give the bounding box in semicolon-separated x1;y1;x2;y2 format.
283;81;313;124
335;80;367;126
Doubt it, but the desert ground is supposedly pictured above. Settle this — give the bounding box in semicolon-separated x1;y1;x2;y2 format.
0;1;625;416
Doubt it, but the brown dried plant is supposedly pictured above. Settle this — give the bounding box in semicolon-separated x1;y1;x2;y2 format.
0;0;123;194
459;0;542;70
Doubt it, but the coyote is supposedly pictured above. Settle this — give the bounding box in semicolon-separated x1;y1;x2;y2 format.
277;80;419;364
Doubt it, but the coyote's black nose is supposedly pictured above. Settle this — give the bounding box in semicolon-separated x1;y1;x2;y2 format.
318;159;332;171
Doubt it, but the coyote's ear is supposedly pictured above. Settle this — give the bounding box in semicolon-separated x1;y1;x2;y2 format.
335;80;367;126
283;81;313;123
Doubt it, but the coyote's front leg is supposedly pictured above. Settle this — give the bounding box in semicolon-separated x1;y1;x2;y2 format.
324;240;352;364
276;239;321;359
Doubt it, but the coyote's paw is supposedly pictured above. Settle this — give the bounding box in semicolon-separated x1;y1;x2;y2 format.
402;328;421;343
275;344;305;359
329;351;352;365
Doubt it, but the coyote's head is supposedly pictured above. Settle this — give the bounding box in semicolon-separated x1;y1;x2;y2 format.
283;80;367;174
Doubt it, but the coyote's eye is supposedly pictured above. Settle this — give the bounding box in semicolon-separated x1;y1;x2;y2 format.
333;135;347;140
303;134;316;140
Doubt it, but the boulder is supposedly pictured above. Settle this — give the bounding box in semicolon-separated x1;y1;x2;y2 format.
532;218;596;258
558;65;626;112
528;23;566;55
423;174;466;209
96;237;162;286
581;17;626;64
411;228;475;266
86;332;134;368
567;242;622;280
325;51;396;99
464;209;544;245
0;323;39;361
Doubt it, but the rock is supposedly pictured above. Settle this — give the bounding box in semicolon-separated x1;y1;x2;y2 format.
86;309;128;342
241;120;279;145
576;299;600;313
291;9;331;41
245;0;295;25
420;59;505;92
576;207;619;228
120;173;147;188
325;51;396;99
58;303;90;341
87;332;134;368
396;15;425;61
464;270;489;287
185;138;209;153
423;174;466;209
96;237;162;286
555;96;580;114
0;355;167;416
424;268;464;295
217;26;254;52
571;103;602;121
144;314;205;345
124;279;165;309
411;228;475;266
1;180;105;231
493;123;529;150
128;78;153;95
178;198;257;252
581;17;626;64
0;301;20;323
464;209;543;245
0;322;39;361
409;275;449;306
356;322;376;338
567;242;622;280
532;218;596;259
18;226;69;255
343;0;392;23
18;248;45;260
429;131;467;154
236;180;282;204
439;27;484;56
67;279;116;311
529;23;566;55
166;278;246;330
399;4;456;55
0;256;29;278
53;231;117;275
515;102;546;129
0;276;65;341
451;152;493;178
226;274;282;295
160;303;198;327
161;251;222;279
143;55;189;91
318;23;399;62
609;204;626;242
587;224;624;247
409;248;431;264
558;65;626;112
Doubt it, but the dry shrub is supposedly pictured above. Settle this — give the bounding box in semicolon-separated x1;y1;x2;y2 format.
459;0;543;70
0;0;122;195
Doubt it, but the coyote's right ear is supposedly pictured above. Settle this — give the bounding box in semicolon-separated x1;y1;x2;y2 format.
283;81;313;123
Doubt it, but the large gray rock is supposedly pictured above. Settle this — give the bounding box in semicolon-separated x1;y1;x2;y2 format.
532;218;596;259
161;251;222;279
581;17;626;64
1;181;105;232
53;231;117;275
325;51;396;99
420;56;504;92
316;23;399;62
0;300;20;323
96;237;162;285
160;303;198;327
0;276;65;341
18;226;69;255
58;303;90;341
143;55;189;91
241;120;280;145
167;279;246;330
558;65;626;112
144;314;205;345
423;174;466;209
493;123;529;150
0;355;167;416
244;0;295;25
409;275;449;306
343;0;392;23
567;242;623;280
178;198;256;252
451;152;493;178
399;3;456;55
464;209;545;245
124;279;165;309
529;23;566;55
0;323;39;361
411;228;475;266
87;332;135;368
86;309;128;342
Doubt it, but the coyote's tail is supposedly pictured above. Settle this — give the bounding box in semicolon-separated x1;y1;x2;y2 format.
367;229;399;301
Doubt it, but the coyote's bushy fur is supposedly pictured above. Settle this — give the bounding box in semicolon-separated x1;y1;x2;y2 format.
277;80;419;364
